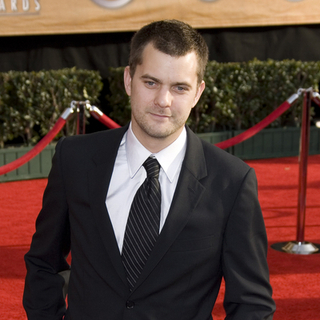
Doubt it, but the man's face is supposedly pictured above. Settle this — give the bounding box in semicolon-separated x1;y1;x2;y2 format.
124;43;205;152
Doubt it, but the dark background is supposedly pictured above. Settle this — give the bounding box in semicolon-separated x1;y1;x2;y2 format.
2;23;320;130
3;24;320;76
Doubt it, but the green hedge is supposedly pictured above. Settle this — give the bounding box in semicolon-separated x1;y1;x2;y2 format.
0;68;103;147
107;59;320;133
1;60;319;148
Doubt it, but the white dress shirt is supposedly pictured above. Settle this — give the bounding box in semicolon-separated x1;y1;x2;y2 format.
106;123;187;253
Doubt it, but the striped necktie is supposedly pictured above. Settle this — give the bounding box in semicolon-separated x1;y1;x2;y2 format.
122;157;161;290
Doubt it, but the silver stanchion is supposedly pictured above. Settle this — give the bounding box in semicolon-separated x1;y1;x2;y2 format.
271;88;320;254
76;101;86;135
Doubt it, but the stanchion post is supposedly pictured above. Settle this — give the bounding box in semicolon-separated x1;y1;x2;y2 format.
76;102;86;135
271;89;320;254
296;90;311;242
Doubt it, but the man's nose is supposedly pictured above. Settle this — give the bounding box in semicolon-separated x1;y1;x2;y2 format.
155;88;172;108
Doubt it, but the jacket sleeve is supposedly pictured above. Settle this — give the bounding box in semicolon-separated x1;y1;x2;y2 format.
23;138;71;320
222;168;276;319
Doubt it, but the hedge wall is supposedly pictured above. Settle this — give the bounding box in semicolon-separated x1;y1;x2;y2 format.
107;59;320;133
1;60;320;148
0;68;103;147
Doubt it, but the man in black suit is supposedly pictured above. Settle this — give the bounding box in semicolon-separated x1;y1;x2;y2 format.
23;19;275;319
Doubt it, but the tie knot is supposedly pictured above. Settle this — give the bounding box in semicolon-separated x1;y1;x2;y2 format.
143;157;160;179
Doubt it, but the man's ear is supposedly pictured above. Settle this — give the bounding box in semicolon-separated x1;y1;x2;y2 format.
193;80;205;107
124;66;132;96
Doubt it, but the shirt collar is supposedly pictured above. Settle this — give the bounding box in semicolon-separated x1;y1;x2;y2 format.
126;122;187;182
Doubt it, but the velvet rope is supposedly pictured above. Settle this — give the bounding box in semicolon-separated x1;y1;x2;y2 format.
0;96;296;176
90;100;293;149
89;109;121;129
94;113;121;129
0;117;66;176
215;100;292;149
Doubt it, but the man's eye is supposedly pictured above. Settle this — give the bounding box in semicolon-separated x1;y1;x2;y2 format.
176;86;187;92
145;81;155;87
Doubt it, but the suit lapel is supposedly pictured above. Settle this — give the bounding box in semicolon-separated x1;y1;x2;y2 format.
88;125;129;287
132;127;208;291
87;125;208;292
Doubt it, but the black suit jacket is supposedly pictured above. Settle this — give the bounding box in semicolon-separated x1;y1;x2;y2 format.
23;125;275;320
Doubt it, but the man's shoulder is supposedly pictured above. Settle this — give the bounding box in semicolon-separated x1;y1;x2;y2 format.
66;126;126;144
56;126;127;158
198;134;251;175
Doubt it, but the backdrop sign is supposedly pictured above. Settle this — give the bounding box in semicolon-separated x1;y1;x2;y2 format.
0;0;319;36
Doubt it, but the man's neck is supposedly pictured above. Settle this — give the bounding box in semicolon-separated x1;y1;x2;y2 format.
131;125;184;154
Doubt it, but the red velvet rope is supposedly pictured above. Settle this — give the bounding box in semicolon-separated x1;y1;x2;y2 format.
94;112;121;129
0;98;293;176
0;117;66;176
215;100;291;149
92;100;291;149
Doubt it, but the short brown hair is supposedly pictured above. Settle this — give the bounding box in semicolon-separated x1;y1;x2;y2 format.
129;20;209;85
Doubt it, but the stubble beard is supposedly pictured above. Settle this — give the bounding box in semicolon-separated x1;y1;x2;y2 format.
132;110;187;140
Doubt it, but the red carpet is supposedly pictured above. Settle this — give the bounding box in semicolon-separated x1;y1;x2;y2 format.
0;155;319;320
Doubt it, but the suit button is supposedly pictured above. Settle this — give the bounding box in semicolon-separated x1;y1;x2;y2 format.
126;301;135;309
